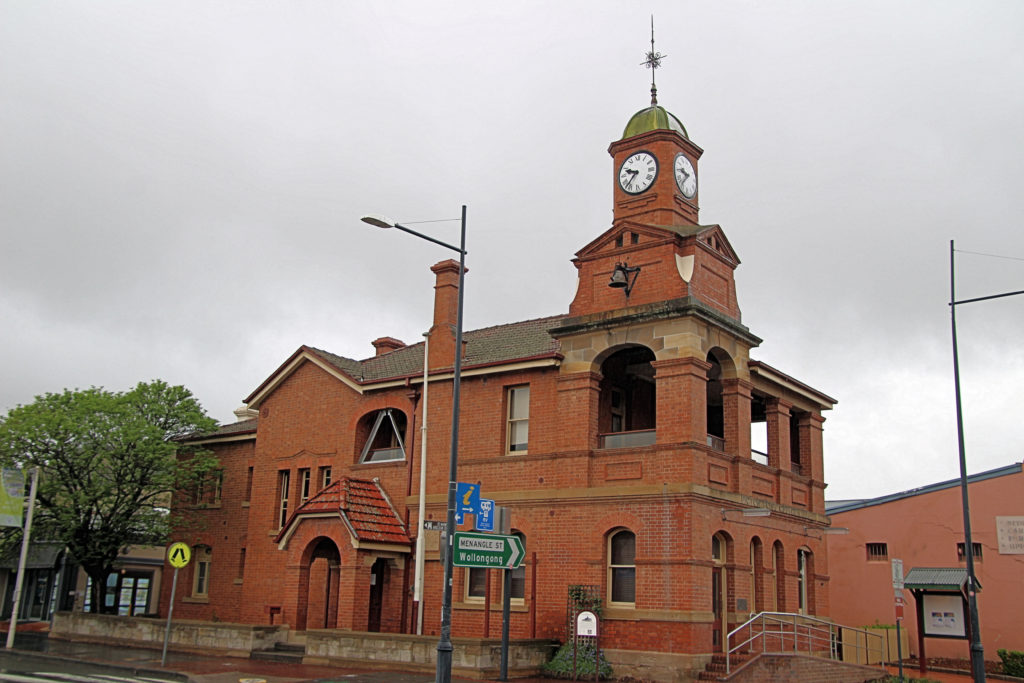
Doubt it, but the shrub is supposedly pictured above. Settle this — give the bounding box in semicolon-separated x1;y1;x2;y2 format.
542;640;613;680
998;649;1024;677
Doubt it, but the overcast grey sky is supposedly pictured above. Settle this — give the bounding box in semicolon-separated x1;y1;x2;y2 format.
2;1;1022;501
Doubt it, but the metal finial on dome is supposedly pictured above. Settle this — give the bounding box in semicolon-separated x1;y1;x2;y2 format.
642;15;666;105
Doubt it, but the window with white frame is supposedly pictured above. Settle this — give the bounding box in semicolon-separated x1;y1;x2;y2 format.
299;468;311;503
319;466;332;490
192;546;212;598
608;529;636;605
278;470;290;529
506;386;530;454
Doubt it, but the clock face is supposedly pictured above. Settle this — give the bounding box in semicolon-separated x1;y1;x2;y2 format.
674;153;697;199
618;151;658;194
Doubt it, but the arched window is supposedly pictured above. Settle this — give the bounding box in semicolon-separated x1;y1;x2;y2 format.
711;533;729;650
706;353;724;450
798;547;813;614
749;537;763;615
772;541;785;612
358;409;408;463
608;529;636;605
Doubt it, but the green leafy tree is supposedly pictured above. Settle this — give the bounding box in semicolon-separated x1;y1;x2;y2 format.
0;380;218;612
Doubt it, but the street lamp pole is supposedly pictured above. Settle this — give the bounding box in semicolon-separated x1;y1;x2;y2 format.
949;239;1024;683
361;206;466;683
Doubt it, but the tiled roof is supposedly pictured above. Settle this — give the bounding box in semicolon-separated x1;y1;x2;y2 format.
903;568;972;591
310;314;565;384
209;418;257;436
275;477;410;547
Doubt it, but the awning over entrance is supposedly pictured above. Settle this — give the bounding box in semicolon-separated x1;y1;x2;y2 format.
903;567;979;592
0;541;63;570
276;477;411;552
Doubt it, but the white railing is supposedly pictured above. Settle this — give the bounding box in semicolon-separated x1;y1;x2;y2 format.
726;612;884;674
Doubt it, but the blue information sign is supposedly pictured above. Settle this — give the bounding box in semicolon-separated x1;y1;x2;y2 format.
476;498;495;531
455;482;481;524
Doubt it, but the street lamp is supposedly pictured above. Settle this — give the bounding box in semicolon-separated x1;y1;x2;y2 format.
949;239;1024;683
360;206;467;683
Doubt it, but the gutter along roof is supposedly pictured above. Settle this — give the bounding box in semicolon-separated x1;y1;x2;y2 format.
826;462;1023;515
242;314;566;407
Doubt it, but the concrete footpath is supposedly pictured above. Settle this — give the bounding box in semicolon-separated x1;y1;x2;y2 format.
0;629;993;683
0;631;530;683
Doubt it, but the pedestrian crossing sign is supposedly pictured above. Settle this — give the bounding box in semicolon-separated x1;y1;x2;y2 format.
167;541;191;568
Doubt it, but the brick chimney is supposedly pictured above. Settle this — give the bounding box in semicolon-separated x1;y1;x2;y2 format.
371;337;406;356
427;259;465;369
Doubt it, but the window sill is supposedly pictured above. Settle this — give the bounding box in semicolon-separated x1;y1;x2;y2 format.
233;578;243;585
182;596;209;604
241;501;250;508
454;600;528;612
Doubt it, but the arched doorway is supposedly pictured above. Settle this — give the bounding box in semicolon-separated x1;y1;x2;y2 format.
598;346;656;448
297;537;342;631
367;557;388;632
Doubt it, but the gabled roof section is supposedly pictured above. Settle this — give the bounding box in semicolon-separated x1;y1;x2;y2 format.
574;222;679;260
686;224;739;266
574;222;739;266
244;316;565;408
275;477;411;550
177;418;257;445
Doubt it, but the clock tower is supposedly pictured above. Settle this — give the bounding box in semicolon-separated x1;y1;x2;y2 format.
566;35;741;323
608;94;703;227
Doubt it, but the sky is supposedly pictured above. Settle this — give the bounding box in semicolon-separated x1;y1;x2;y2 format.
1;1;1022;501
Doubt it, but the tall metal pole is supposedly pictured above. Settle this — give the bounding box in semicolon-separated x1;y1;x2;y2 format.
436;205;467;683
949;239;986;683
6;467;39;650
414;332;429;635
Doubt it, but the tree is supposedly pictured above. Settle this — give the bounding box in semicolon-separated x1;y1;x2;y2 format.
0;380;218;613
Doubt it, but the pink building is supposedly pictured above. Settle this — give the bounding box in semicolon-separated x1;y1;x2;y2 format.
827;462;1024;662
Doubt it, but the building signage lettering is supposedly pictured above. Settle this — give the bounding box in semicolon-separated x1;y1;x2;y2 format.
996;516;1024;554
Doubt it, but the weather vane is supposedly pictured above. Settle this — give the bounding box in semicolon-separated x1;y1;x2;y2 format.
642;15;666;105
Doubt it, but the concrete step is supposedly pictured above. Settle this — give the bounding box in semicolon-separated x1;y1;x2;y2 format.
251;641;305;663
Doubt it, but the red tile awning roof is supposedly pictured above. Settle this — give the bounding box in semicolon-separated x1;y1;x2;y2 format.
275;477;411;550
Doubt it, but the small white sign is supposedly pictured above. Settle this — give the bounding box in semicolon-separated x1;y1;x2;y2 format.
891;558;904;590
576;610;598;637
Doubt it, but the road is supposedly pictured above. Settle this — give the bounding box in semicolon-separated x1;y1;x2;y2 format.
0;650;180;683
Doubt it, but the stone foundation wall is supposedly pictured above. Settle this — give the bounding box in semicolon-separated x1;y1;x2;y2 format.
304;630;557;679
602;648;711;682
50;611;287;657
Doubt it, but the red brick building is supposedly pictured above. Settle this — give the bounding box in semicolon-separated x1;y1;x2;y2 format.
162;94;837;676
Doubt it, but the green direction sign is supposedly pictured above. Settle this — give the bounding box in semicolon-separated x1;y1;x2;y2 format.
453;532;524;569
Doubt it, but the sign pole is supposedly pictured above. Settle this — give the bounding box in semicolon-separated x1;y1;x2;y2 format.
5;467;38;650
896;616;904;682
161;566;179;667
162;541;191;667
499;568;511;681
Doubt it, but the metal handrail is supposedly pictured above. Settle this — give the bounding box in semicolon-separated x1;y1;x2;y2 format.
725;611;885;674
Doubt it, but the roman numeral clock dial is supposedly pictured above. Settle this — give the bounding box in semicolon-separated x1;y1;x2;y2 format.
618;151;658;194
